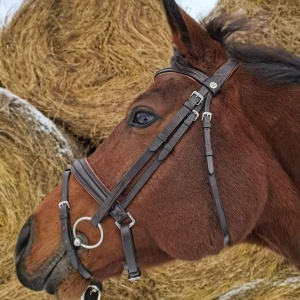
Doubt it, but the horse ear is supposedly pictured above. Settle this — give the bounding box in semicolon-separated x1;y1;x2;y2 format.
162;0;223;65
161;0;191;54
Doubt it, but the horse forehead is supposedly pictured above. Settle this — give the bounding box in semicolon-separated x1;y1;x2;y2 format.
134;73;199;106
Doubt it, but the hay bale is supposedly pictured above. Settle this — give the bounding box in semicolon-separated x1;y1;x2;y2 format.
0;0;171;145
213;0;300;56
0;88;81;300
1;1;299;299
99;244;300;300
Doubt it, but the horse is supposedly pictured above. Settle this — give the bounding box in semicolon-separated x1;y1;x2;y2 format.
15;0;300;299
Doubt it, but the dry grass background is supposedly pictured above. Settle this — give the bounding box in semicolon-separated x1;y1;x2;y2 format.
101;245;300;300
0;88;81;299
0;0;299;299
0;0;171;145
214;0;300;56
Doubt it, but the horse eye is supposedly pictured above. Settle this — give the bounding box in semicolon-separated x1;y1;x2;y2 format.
132;112;154;126
131;111;155;127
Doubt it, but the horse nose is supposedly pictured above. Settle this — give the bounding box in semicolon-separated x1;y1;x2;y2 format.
15;219;32;265
15;218;45;291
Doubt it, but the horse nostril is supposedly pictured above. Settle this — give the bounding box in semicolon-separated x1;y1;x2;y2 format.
15;219;32;264
15;218;43;291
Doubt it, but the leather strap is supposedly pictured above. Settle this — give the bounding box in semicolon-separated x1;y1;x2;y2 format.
155;66;208;84
118;89;207;210
90;91;205;226
120;224;141;280
199;59;238;246
91;59;237;229
117;59;237;245
59;170;91;279
59;57;238;285
71;159;141;281
202;94;230;246
202;59;238;95
71;159;109;206
72;159;129;223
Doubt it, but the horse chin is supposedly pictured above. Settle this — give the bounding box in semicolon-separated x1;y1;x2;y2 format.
16;248;72;295
57;262;124;300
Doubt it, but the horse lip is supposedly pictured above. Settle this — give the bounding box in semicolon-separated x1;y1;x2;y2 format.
16;246;68;293
43;252;66;294
43;234;89;294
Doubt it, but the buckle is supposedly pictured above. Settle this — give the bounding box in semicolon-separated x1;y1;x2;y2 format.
115;212;135;230
58;201;70;209
128;273;141;281
202;112;212;121
192;110;199;121
125;265;142;281
190;91;204;105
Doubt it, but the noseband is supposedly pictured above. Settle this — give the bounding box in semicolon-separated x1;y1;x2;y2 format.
59;58;238;297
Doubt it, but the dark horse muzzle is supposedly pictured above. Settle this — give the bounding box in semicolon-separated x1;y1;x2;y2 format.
56;58;238;298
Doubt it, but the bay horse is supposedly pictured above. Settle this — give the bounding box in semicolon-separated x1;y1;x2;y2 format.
15;0;300;299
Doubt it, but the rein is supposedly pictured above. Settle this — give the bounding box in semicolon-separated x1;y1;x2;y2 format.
58;58;238;299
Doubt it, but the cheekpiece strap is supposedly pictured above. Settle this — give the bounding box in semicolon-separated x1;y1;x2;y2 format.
59;170;91;279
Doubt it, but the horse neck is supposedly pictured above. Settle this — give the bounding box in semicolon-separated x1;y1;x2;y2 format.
237;70;300;268
240;74;300;192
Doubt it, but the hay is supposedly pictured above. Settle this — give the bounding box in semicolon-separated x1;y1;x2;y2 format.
1;0;299;299
98;244;300;300
0;88;81;300
213;0;300;56
0;0;171;145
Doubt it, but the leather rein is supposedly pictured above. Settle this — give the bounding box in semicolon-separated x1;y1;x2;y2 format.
58;58;238;299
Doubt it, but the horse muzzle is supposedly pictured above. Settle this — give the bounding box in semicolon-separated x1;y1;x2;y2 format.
15;218;67;294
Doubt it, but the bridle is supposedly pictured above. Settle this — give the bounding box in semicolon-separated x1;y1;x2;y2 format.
58;57;238;299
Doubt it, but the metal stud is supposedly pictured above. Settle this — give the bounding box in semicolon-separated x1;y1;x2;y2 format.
210;82;217;89
74;237;82;247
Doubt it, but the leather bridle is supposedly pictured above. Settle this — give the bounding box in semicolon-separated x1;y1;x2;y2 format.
58;58;238;299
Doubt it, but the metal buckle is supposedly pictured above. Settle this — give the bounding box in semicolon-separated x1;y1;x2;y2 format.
202;112;212;121
81;284;101;300
192;110;199;121
115;212;135;230
190;91;204;105
128;274;142;281
124;264;142;281
58;201;70;209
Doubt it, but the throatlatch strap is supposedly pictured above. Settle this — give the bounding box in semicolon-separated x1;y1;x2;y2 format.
202;94;230;246
198;59;238;246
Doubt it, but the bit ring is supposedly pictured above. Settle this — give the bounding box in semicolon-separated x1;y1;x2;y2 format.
73;217;104;249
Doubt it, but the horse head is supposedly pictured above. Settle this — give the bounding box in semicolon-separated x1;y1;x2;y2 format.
15;0;300;298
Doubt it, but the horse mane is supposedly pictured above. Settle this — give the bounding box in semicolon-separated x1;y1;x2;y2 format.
173;15;300;85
